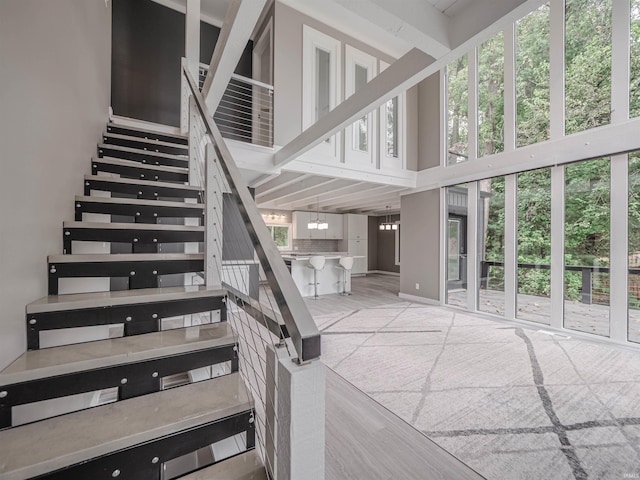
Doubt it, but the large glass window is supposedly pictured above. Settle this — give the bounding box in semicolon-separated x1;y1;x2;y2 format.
565;0;612;135
447;55;469;165
354;64;369;152
516;4;550;147
632;0;640;118
478;177;505;315
629;154;640;342
267;225;290;249
517;168;551;324
564;158;610;337
447;185;469;307
478;32;505;158
385;96;399;158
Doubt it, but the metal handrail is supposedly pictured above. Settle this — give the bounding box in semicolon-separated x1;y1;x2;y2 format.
183;60;320;362
199;63;274;91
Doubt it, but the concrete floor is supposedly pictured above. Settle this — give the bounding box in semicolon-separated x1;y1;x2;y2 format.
313;275;640;480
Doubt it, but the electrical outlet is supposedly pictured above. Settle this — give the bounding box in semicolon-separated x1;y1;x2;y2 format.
415;283;420;290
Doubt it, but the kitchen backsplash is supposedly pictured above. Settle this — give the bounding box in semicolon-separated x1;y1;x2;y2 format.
292;239;340;252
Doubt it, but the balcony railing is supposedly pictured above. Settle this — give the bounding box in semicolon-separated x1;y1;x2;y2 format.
199;64;274;148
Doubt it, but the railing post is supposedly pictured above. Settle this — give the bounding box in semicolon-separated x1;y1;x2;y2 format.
266;345;325;480
205;143;223;289
581;268;592;305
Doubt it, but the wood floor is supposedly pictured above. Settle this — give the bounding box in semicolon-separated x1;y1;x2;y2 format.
317;274;483;479
325;368;483;480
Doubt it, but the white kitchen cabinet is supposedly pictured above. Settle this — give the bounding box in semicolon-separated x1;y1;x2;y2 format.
342;214;368;275
325;213;344;239
292;211;327;239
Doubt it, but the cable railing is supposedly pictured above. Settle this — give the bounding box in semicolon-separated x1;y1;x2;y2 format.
183;59;324;480
199;64;274;148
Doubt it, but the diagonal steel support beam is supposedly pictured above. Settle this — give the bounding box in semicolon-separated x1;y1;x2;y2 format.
202;0;267;113
274;48;433;167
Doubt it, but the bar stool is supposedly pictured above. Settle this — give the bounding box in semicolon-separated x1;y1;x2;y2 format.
336;256;354;296
307;255;325;299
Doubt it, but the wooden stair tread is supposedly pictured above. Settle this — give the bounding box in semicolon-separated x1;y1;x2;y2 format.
178;451;267;480
98;143;187;160
104;132;189;150
75;195;203;209
27;286;226;314
93;157;187;174
0;323;233;386
84;174;200;191
107;123;188;142
0;373;250;480
63;221;204;232
48;253;204;263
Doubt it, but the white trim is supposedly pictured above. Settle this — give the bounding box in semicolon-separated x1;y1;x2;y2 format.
549;166;564;330
149;0;225;28
504;174;517;319
610;153;629;341
398;292;442;305
345;45;377;167
368;270;400;276
302;25;342;161
468;48;478;162
467;182;478;312
549;0;564;139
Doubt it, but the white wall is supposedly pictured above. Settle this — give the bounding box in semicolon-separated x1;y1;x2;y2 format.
0;0;111;369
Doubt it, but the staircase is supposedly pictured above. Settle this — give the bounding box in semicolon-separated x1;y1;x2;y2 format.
0;123;267;479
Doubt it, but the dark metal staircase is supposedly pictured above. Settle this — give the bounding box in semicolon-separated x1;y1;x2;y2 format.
0;123;267;480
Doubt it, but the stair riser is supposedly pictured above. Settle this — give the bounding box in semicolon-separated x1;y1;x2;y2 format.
75;201;203;224
106;124;188;146
27;296;226;350
98;145;188;169
0;346;238;429
92;161;189;184
63;228;204;254
103;135;188;156
48;259;204;295
85;178;201;201
34;412;254;480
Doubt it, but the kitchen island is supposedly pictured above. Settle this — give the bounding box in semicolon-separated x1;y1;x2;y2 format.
281;253;361;297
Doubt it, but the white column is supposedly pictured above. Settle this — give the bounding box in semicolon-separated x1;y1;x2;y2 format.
550;165;565;330
503;24;516;153
549;0;565;140
266;345;325;480
205;143;223;289
466;181;479;312
181;0;200;133
609;1;630;342
468;48;478;161
504;174;517;320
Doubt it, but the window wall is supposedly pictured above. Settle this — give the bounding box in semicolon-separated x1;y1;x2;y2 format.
439;0;640;347
447;185;469;307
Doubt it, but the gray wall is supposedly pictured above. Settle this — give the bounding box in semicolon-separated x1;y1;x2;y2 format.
400;190;440;301
0;0;111;369
273;2;397;146
418;73;441;170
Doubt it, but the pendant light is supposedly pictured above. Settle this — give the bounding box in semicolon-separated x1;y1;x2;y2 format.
308;197;328;230
379;206;398;231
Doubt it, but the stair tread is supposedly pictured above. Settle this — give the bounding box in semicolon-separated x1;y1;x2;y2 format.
108;122;188;142
94;157;188;174
85;174;201;191
75;195;203;209
104;132;189;150
0;323;233;386
63;221;204;232
48;253;204;263
178;451;266;480
98;143;187;160
0;373;250;480
27;285;226;314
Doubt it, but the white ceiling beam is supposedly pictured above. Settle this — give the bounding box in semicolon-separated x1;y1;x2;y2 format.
256;172;308;197
256;176;335;204
201;0;267;112
287;182;369;209
274;48;434;167
334;0;450;58
319;185;402;209
273;179;356;207
332;192;402;211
